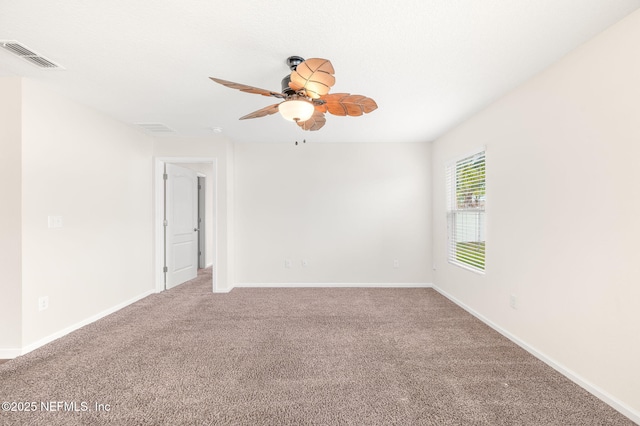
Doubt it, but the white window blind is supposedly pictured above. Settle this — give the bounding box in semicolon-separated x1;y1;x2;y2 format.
446;150;486;272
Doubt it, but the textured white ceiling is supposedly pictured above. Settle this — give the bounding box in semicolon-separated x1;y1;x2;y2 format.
1;0;639;143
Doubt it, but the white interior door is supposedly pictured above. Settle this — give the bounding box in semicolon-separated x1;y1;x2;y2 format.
166;163;198;289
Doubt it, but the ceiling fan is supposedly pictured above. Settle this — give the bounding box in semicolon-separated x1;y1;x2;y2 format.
210;56;377;131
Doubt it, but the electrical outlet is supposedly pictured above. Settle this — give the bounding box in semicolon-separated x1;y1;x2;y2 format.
509;294;517;310
284;259;292;269
393;259;400;268
38;296;49;311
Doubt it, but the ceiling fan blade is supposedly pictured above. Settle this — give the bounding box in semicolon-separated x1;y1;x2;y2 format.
297;110;326;131
210;77;285;98
289;58;335;99
321;93;378;116
239;103;281;120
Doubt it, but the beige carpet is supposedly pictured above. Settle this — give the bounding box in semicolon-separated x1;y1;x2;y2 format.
0;269;633;425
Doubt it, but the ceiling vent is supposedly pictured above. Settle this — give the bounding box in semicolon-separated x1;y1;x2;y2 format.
0;40;63;69
136;123;175;134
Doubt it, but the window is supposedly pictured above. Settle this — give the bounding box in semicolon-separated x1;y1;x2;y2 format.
446;149;486;272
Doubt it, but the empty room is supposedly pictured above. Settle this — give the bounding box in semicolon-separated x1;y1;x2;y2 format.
1;1;639;424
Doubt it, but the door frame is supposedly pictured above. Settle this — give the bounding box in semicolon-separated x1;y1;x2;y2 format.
154;157;217;293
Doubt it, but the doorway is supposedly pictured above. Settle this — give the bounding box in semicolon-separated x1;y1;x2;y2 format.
198;176;206;269
154;157;217;293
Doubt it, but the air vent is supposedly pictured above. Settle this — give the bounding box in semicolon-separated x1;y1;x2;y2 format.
136;123;175;133
0;40;63;69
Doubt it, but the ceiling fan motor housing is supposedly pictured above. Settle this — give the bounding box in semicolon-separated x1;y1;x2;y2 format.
282;56;305;96
281;75;296;96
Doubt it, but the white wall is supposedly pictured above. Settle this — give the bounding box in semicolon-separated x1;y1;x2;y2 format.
154;136;235;291
431;10;640;420
20;79;156;348
234;142;432;285
0;77;23;356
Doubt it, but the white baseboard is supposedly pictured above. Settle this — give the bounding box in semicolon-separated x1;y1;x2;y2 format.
0;348;22;359
433;286;640;425
232;282;433;289
19;289;155;357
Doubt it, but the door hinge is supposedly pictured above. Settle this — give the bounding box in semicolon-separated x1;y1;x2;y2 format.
163;173;168;180
163;266;168;273
163;219;168;227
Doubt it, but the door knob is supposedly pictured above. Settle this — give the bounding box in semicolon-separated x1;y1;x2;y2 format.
194;228;199;232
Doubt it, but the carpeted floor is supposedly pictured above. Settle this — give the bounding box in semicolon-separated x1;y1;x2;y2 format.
0;269;634;425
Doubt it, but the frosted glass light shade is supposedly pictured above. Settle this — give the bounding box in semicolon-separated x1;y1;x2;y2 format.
278;99;315;122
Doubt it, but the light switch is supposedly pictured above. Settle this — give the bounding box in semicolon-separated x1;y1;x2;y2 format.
48;216;63;228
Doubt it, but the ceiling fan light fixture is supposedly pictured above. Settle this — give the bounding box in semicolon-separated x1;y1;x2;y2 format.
210;56;377;131
278;99;315;122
